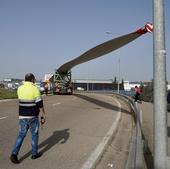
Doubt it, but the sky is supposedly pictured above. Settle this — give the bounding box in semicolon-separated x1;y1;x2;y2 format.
0;0;169;82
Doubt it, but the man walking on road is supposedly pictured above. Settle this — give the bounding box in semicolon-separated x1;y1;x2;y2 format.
10;73;46;164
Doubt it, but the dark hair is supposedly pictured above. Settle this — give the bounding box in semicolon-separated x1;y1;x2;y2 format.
25;73;35;82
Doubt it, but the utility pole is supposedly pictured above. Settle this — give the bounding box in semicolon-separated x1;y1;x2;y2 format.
153;0;167;168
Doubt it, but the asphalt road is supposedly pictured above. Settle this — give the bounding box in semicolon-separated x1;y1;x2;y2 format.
94;96;134;169
0;93;133;169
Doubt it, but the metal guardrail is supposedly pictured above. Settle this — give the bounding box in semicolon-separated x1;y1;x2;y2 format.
117;93;170;169
114;94;145;169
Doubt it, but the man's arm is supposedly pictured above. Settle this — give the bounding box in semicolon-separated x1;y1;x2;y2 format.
34;86;46;124
39;107;46;124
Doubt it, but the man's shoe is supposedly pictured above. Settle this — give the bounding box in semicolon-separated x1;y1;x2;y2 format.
31;153;42;159
10;154;20;164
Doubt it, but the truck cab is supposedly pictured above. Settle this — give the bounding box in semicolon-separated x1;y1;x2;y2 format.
52;70;73;95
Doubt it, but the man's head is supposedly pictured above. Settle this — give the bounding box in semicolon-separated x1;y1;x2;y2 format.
25;73;35;83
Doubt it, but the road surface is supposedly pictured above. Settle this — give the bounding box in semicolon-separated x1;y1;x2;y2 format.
0;93;134;169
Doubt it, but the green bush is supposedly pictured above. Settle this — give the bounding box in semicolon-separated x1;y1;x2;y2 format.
139;81;153;103
0;89;17;99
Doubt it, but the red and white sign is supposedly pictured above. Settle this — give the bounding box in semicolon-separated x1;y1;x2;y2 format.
145;23;153;33
136;23;153;34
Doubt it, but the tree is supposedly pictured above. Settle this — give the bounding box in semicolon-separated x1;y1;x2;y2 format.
120;79;124;90
140;80;153;102
113;76;117;90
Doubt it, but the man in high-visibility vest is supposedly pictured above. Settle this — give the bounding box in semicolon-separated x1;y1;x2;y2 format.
10;73;46;164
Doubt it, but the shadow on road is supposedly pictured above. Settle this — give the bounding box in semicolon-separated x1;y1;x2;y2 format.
20;129;70;161
74;93;132;115
142;132;154;169
143;145;154;169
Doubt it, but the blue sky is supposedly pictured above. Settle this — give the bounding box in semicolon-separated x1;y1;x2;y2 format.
0;0;169;81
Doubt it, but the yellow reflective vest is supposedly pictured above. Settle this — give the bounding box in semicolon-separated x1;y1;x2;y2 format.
17;82;43;117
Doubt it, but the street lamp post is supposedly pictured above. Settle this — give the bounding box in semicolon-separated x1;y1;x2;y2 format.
106;32;121;94
153;0;167;168
117;58;120;94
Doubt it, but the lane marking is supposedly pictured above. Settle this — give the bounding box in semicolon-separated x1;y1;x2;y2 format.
0;99;17;103
81;98;122;169
52;102;61;106
0;116;8;120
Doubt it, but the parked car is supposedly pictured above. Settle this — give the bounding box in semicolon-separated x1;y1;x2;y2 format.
77;87;84;91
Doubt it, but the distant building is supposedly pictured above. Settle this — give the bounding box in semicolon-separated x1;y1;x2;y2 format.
2;78;23;89
72;79;113;91
72;79;143;91
3;78;12;82
129;82;141;89
119;81;141;91
123;81;131;91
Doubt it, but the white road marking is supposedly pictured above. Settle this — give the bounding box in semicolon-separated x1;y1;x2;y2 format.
0;99;17;102
81;98;122;169
52;102;61;106
0;116;8;120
